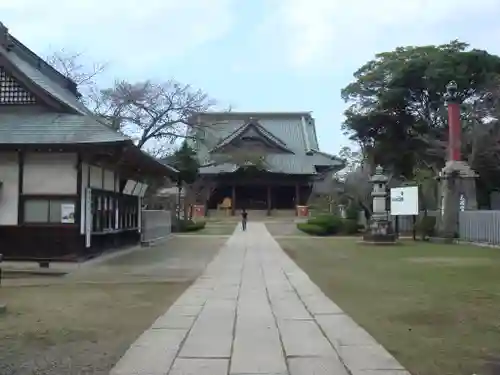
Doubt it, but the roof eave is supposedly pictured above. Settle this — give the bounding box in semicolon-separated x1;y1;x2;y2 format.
209;121;294;154
124;146;179;178
191;111;313;117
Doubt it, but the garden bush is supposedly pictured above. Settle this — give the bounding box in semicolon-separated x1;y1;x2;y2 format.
345;202;361;220
172;218;206;233
297;223;329;236
298;216;361;236
414;216;437;239
183;221;206;232
341;218;360;235
307;214;343;235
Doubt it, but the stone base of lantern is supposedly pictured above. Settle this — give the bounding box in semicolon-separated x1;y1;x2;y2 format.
361;219;398;245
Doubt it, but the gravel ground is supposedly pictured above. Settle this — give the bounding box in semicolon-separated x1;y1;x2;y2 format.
0;236;226;375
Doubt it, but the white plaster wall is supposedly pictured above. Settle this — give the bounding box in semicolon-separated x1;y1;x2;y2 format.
0;152;19;225
103;169;115;191
115;173;120;192
89;165;103;189
23;153;77;194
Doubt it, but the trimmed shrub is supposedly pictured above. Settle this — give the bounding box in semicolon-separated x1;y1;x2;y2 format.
172;218;206;232
297;223;329;236
307;214;343;235
414;216;436;239
341;219;360;235
345;202;361;220
183;221;206;232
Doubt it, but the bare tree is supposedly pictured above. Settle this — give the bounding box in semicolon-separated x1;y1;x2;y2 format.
343;163;374;216
336;145;362;180
93;80;216;152
45;48;107;104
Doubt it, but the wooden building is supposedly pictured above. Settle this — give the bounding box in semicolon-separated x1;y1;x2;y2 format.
189;112;344;216
0;23;177;261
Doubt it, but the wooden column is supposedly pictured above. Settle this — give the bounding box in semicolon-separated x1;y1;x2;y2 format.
204;188;211;218
267;185;272;216
17;150;24;225
295;183;300;216
231;185;236;216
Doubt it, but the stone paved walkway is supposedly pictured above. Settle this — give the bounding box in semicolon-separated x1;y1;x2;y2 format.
110;223;410;375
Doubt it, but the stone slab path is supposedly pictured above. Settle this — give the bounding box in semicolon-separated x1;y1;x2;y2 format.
110;223;410;375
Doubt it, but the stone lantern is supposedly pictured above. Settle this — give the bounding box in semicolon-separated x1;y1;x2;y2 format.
362;165;397;244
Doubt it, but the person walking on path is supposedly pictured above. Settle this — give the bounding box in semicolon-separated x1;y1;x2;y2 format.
241;209;248;231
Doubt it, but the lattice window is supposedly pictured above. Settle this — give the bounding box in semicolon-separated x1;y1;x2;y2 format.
0;67;37;105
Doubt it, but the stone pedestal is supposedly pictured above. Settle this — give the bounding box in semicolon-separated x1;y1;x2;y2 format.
438;160;477;238
296;205;309;217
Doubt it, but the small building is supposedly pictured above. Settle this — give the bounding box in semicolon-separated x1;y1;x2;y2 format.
189;112;344;216
0;23;177;261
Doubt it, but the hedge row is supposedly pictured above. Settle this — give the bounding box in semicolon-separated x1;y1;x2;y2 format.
297;214;361;236
172;218;206;233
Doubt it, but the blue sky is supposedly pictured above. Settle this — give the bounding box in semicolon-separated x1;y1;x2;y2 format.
2;0;500;155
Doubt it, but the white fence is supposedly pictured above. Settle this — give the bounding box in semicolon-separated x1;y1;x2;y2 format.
459;211;500;245
358;209;500;244
141;210;172;245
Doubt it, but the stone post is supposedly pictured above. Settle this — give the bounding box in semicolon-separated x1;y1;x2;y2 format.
438;81;478;239
338;204;347;219
0;253;6;314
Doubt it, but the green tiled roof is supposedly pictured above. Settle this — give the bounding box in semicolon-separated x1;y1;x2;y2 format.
0;113;128;144
192;112;344;175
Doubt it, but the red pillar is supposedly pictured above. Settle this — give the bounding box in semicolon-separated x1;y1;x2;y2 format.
446;81;461;162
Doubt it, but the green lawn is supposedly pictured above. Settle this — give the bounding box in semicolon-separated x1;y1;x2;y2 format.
278;238;500;375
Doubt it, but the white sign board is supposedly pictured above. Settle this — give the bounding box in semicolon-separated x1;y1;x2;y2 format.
61;203;75;223
390;186;419;216
123;180;136;195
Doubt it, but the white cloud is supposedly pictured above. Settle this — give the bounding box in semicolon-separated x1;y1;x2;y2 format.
0;0;234;75
263;0;500;70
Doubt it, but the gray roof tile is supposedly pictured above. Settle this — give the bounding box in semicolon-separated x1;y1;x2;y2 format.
0;39;128;145
0;113;128;144
193;113;343;175
0;26;178;176
212;119;292;152
1;45;90;116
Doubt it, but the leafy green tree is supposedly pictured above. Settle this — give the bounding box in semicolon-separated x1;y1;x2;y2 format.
171;141;200;184
342;40;500;180
170;141;200;220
